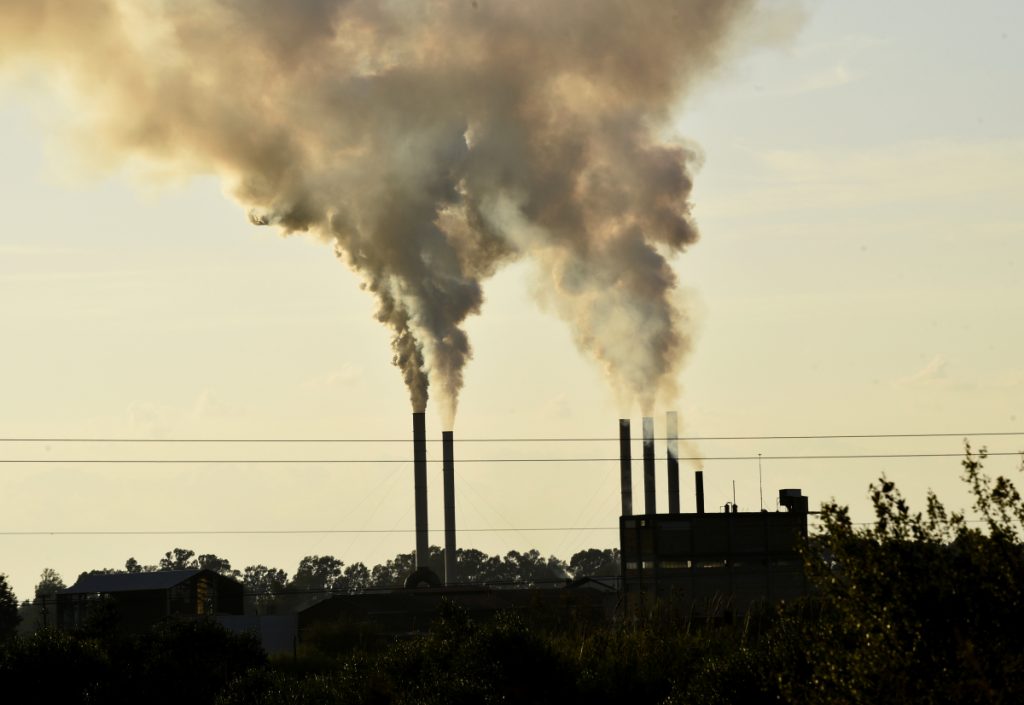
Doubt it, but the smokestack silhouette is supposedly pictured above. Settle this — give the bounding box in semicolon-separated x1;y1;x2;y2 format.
642;416;656;514
412;412;428;569
666;411;680;513
0;1;762;423
695;470;706;514
442;430;456;585
619;419;633;516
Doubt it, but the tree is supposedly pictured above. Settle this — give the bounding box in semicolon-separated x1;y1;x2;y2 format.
290;555;345;593
454;547;504;584
155;548;239;577
125;557;156;573
568;548;620;579
33;568;66;604
0;628;109;698
0;573;20;641
79;568;118;579
244;565;288;595
159;547;198;571
121;619;265;701
787;445;1024;704
197;554;241;579
339;562;371;593
243;565;288;613
499;549;568;586
369;551;416;588
33;568;66;627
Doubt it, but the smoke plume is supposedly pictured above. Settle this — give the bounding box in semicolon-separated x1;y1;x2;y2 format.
0;0;755;426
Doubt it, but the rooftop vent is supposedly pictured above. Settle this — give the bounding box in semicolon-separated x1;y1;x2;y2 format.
779;488;808;514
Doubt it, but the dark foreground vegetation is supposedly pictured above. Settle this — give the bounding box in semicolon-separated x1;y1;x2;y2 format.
2;446;1023;704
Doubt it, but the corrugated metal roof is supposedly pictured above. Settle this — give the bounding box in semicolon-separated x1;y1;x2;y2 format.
61;570;203;594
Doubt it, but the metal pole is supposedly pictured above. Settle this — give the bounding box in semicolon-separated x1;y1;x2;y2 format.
759;453;764;511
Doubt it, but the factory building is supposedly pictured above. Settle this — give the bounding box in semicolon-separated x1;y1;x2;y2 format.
617;415;810;613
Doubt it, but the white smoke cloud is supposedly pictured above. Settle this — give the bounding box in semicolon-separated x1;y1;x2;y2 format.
0;0;763;426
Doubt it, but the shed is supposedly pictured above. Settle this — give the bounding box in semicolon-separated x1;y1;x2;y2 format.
57;569;244;632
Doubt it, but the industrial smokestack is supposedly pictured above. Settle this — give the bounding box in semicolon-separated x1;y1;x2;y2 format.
695;470;705;514
442;430;456;585
642;417;656;514
412;412;429;569
619;419;633;516
666;411;680;514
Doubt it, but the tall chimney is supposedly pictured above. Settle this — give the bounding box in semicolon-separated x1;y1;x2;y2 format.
642;416;656;514
666;411;680;514
619;419;633;516
695;470;705;514
412;412;429;569
442;430;456;585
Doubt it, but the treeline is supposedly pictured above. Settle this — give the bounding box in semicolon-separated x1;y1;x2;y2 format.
15;546;620;612
3;446;1023;704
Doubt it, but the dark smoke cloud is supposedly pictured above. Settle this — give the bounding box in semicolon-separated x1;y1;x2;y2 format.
0;0;759;425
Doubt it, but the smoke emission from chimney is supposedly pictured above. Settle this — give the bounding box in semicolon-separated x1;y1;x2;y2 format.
0;0;763;424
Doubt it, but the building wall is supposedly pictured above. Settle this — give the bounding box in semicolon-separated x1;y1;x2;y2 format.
620;511;808;614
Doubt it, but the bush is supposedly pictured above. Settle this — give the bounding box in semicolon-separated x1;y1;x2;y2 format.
110;618;267;705
0;628;109;700
788;446;1024;705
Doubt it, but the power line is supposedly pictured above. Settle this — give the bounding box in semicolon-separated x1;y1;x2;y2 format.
0;451;1020;464
0;518;996;537
0;526;620;536
1;431;1021;443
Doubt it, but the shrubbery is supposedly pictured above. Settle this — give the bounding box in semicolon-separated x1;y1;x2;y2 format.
782;446;1024;704
0;618;264;704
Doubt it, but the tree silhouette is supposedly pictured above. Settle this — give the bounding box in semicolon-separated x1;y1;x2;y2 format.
370;551;416;588
243;565;289;613
339;562;371;593
568;548;620;579
0;574;19;641
125;557;157;573
290;555;345;593
789;445;1024;704
197;554;241;579
33;568;66;604
159;548;199;571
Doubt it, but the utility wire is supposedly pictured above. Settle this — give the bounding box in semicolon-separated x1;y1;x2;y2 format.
1;431;1022;443
0;519;994;537
1;452;1020;463
0;527;620;536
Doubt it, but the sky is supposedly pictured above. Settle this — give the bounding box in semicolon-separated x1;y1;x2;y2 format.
1;0;1022;601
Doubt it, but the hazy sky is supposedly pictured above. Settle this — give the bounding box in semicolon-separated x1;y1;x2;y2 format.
1;0;1022;600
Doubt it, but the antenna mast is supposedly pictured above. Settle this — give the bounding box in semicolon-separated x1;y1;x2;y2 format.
758;453;764;511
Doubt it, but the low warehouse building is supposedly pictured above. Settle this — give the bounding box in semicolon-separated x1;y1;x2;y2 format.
57;569;244;632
